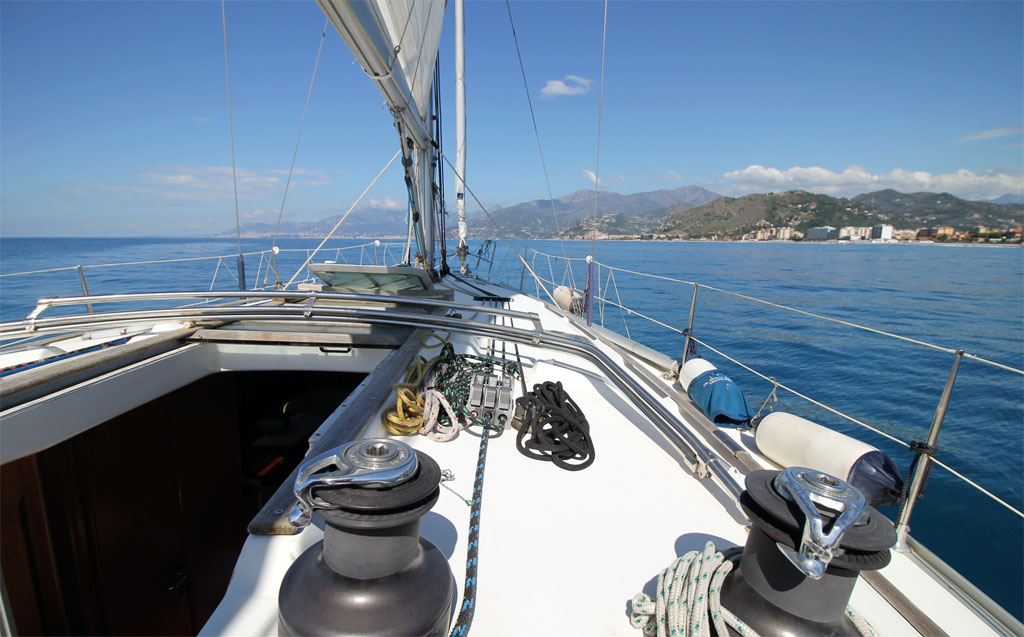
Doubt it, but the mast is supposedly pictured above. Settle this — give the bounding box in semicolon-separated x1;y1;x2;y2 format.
455;0;468;274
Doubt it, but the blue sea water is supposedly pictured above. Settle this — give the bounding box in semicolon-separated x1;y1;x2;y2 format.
2;236;1023;620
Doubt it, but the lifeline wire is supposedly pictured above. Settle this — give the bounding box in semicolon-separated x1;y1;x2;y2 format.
691;335;1024;519
592;260;1022;375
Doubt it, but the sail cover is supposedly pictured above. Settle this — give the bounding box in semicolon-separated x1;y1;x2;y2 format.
318;0;444;146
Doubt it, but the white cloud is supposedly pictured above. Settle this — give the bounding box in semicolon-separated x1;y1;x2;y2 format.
367;196;405;210
144;172;199;185
539;75;593;98
951;127;1024;143
65;165;331;202
581;169;607;187
266;168;318;176
721;164;1024;200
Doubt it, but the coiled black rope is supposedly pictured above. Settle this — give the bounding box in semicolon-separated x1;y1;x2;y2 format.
514;381;595;471
449;426;491;637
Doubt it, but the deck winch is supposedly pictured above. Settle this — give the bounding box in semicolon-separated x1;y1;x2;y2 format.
278;439;454;636
719;467;897;636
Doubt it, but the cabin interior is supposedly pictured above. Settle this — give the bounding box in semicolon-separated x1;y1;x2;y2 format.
2;360;371;635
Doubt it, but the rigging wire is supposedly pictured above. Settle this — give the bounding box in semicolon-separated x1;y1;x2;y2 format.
585;258;1023;375
439;152;560;307
270;17;330;286
220;0;244;273
504;0;575;289
284;150;402;288
589;0;609;258
433;59;450;276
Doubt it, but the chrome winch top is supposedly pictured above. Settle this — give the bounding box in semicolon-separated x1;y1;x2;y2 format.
772;466;868;579
290;439;419;527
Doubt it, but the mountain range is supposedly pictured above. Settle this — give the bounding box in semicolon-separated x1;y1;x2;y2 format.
217;187;1022;240
468;185;720;239
214;208;409;239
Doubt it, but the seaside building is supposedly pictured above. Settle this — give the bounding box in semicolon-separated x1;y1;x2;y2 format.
840;226;872;240
746;227;796;241
893;229;917;241
936;226;955;238
806;226;838;241
872;224;894;240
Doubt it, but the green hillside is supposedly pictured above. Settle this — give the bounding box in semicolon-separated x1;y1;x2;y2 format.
659;189;1023;238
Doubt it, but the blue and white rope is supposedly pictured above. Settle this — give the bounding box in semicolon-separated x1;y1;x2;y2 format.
449;426;491;637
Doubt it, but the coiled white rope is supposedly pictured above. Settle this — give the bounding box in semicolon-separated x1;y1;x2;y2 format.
629;541;877;637
630;542;755;637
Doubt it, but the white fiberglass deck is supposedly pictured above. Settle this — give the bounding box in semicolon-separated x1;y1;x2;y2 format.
202;280;1002;636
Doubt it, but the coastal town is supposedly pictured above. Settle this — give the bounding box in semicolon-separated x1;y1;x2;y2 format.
720;223;1022;243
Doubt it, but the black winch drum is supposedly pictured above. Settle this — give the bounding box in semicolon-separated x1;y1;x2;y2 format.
278;440;455;636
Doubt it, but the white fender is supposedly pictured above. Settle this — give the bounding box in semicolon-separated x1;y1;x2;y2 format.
755;412;877;481
552;286;584;314
678;357;717;390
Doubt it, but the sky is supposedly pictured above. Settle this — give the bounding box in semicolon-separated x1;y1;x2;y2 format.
1;0;1022;237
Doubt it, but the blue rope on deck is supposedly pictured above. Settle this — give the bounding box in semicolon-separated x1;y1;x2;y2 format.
449;426;491;637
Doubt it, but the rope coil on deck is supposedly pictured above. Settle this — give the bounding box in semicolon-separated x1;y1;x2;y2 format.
514;380;595;471
629;541;877;637
382;332;450;437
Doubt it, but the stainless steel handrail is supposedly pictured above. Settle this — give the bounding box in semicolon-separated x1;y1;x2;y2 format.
14;289;535;322
0;300;743;501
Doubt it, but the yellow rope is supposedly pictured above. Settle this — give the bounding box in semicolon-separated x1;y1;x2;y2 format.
381;332;450;436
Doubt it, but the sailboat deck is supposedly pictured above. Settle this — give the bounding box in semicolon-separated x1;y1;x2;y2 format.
199;279;1003;636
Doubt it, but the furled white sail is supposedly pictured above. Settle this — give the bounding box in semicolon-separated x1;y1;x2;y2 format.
317;0;444;146
318;0;445;272
376;0;444;125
